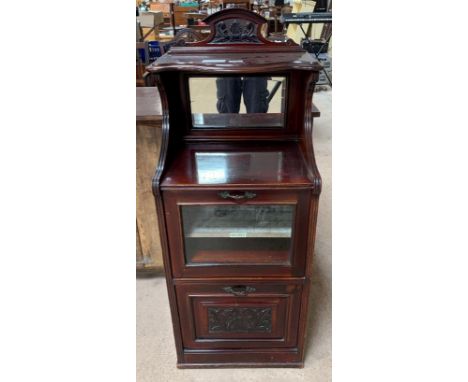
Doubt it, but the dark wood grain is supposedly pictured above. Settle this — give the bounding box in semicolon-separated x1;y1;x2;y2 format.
148;50;322;73
175;281;302;348
160;142;317;189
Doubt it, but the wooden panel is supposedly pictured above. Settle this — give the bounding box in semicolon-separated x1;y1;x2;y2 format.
136;86;164;271
136;223;143;263
136;87;162;120
175;281;303;349
136;120;163;271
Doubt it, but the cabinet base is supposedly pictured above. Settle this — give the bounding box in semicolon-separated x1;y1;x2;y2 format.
178;348;304;368
177;362;304;369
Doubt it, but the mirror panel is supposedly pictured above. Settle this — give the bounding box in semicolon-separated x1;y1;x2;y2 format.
189;76;286;129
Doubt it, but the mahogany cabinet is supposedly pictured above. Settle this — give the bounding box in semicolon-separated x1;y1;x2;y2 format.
146;8;322;368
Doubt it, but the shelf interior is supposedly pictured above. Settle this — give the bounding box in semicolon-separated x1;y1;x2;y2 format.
185;237;291;265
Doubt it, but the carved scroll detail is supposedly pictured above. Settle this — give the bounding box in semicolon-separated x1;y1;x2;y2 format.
210;19;262;44
208;307;272;333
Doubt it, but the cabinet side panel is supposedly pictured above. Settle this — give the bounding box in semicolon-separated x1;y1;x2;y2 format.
151;72;187;362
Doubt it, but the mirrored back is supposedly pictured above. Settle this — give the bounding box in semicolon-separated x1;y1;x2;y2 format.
189;76;287;129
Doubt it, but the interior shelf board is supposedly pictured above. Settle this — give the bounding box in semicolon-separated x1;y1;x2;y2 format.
186;228;292;238
188;249;291;265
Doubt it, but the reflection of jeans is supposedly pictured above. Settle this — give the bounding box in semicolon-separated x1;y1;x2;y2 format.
216;77;269;113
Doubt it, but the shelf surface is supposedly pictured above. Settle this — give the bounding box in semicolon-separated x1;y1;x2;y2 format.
147;50;322;74
160;142;315;188
188;249;290;265
185;237;291;265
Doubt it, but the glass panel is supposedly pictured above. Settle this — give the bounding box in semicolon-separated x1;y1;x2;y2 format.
189;76;286;129
181;204;294;265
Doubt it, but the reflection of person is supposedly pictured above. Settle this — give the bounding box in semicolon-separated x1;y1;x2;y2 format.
216;77;269;113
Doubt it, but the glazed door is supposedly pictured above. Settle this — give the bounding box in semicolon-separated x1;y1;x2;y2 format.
163;189;311;277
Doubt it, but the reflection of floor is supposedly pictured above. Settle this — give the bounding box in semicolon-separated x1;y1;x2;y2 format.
136;89;332;381
189;77;285;114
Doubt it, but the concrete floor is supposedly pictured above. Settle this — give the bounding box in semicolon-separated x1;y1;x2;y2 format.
136;89;332;382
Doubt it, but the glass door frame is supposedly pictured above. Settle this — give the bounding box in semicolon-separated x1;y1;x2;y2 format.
163;189;311;278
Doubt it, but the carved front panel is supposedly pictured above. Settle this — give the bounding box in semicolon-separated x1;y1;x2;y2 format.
176;283;302;349
208;307;272;333
210;19;262;44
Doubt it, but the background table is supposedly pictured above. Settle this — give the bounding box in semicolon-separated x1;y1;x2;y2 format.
136;87;163;272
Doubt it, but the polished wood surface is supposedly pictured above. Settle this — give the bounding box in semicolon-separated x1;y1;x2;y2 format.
148;50;321;73
160;142;316;188
149;9;322;368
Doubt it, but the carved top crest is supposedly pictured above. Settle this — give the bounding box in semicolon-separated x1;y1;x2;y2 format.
211;18;261;44
146;9;322;73
187;8;298;48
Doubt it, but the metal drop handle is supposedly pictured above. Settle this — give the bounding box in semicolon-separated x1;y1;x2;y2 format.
223;285;256;296
218;191;257;200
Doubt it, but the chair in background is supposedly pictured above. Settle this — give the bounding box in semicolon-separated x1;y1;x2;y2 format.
150;0;175;33
143;27;204;86
136;41;149;87
217;0;251;10
137;11;165;40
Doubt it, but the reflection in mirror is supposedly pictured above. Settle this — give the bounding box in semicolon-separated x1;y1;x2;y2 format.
189;76;286;129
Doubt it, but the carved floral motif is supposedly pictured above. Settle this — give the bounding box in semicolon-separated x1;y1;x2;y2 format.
208;307;272;333
210;19;262;44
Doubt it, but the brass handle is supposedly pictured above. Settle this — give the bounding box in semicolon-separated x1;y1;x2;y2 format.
223;285;256;296
218;191;257;200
